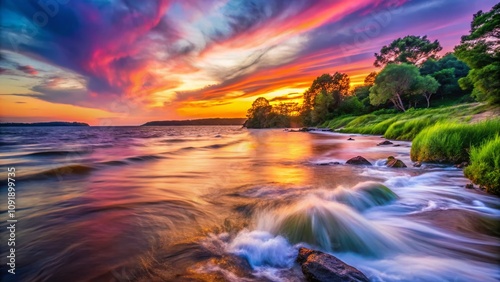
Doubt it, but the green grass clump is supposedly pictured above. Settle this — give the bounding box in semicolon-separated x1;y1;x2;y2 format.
325;116;356;129
464;135;500;195
384;115;446;140
411;119;500;163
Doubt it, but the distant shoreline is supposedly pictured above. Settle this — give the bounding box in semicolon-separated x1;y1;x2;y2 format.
0;122;90;127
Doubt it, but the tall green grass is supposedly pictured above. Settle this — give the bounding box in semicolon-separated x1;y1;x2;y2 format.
410;119;500;163
384;115;446;140
326;103;491;140
464;135;500;195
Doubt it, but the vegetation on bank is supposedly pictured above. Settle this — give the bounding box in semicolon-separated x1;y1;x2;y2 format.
323;103;493;139
464;136;500;195
410;119;500;164
244;4;500;193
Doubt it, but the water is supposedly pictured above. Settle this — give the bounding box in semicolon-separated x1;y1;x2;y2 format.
0;126;498;281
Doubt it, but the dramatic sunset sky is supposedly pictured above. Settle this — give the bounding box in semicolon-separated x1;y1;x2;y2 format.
0;0;497;125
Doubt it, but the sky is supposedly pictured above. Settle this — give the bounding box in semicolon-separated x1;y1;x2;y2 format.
0;0;497;125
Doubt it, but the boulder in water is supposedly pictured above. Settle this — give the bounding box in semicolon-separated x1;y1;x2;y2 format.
347;138;355;141
297;247;369;282
377;140;393;146
346;156;371;166
413;162;422;167
386;156;407;168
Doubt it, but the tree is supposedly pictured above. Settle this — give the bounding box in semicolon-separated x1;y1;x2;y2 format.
420;53;470;99
455;3;500;104
301;72;350;125
352;72;378;110
274;102;300;116
364;72;377;86
246;97;272;128
311;91;333;125
369;64;422;111
374;35;443;67
413;75;440;108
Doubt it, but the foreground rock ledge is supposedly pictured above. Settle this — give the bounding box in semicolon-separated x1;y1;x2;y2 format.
297;247;369;282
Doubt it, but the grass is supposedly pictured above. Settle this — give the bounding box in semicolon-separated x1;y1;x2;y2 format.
323;102;500;194
464;135;500;195
326;103;491;140
410;119;500;163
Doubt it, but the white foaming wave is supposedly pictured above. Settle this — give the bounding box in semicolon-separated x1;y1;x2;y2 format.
226;230;296;269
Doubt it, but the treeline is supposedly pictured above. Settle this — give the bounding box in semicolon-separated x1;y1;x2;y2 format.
245;98;300;128
245;4;499;128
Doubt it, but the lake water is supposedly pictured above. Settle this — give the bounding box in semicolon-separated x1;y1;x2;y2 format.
0;126;499;281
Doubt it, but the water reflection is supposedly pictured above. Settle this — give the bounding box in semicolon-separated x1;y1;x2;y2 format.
0;126;498;281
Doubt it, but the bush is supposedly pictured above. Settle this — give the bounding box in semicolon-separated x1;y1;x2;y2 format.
411;119;500;163
464;135;500;194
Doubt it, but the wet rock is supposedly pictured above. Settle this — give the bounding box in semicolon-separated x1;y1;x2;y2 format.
413;162;422;167
393;144;401;147
346;156;372;166
299;127;311;132
465;183;474;189
386;156;407;168
377;140;393;146
455;162;469;168
347;138;355;141
297;248;369;282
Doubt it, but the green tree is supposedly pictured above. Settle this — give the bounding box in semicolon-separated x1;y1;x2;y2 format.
455;3;500;104
352;72;378;110
338;95;364;115
301;72;350;125
369;64;422;111
420;53;470;99
374;35;442;67
311;91;333;125
412;75;440;108
246;97;272;128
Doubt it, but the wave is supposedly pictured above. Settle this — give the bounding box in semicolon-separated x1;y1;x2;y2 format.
19;164;95;181
125;154;164;162
254;195;403;256
25;150;90;157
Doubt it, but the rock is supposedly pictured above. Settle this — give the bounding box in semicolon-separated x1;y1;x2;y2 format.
377;140;393;146
347;138;355;141
393;144;401;147
413;162;422;167
465;183;474;189
297;248;369;282
346;156;372;166
455;162;469;168
299;127;310;132
386;156;407;168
